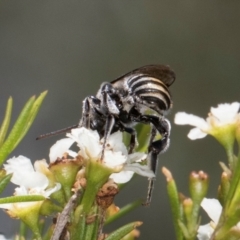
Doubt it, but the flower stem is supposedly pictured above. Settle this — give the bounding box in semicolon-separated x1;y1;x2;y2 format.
81;161;112;214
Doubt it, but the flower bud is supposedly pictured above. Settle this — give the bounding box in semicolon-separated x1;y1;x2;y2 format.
189;171;209;204
183;198;193;223
218;172;230;205
49;157;82;201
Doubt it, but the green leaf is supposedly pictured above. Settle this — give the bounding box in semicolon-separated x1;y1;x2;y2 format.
0;173;12;195
178;220;190;239
105;199;142;225
12;91;48;150
0;97;13;147
0;195;45;204
105;221;142;240
162;167;183;240
0;91;47;165
0;96;35;164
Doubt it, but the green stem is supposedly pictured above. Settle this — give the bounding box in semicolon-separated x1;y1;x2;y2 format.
163;169;183;240
81;161;112;214
70;212;86;240
105;221;142;240
225;157;240;210
83;205;99;240
19;221;27;239
211;215;238;240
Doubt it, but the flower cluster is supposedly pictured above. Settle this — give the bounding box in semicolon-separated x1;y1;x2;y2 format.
0;92;153;239
170;102;240;240
0;127;155;239
3;91;240;240
175;102;240;163
50;127;154;184
0;156;60;216
197;198;223;239
174;102;240;140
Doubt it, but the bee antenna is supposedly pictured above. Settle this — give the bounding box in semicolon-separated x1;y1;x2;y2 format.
36;124;79;140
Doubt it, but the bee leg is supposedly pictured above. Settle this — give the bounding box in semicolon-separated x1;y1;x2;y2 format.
145;142;170;206
81;95;116;162
100;115;115;161
100;83;120;115
80;96;102;129
142;118;171;206
79;96;92;128
126;127;137;154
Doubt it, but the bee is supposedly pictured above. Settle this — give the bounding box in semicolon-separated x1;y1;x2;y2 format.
38;65;175;205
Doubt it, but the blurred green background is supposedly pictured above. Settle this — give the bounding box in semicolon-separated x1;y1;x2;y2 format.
0;1;240;239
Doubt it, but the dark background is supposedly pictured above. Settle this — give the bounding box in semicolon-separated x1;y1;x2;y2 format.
0;1;240;239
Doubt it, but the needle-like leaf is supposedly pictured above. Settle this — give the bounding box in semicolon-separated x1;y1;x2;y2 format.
0;91;47;164
0;97;13;147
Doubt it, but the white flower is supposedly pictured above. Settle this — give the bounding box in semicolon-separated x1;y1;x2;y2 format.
0;234;9;240
198;198;240;240
110;152;155;183
197;198;222;240
0;156;61;212
50;127;154;183
49;138;76;162
175;102;240;140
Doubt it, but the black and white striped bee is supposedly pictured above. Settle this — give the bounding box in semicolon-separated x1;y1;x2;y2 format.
38;65;175;205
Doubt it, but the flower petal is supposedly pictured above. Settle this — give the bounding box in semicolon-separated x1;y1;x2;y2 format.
210;102;240;124
124;163;155;178
188;128;208;140
49;138;75;162
174;112;209;129
0;234;8;240
34;159;49;174
4;156;34;176
110;171;134;183
103;131;128;155
43;183;61;198
20;171;49;190
201;198;222;223
67;128;102;159
15;185;28;196
103;150;127;168
197;223;213;240
128;152;147;163
3;156;49;188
